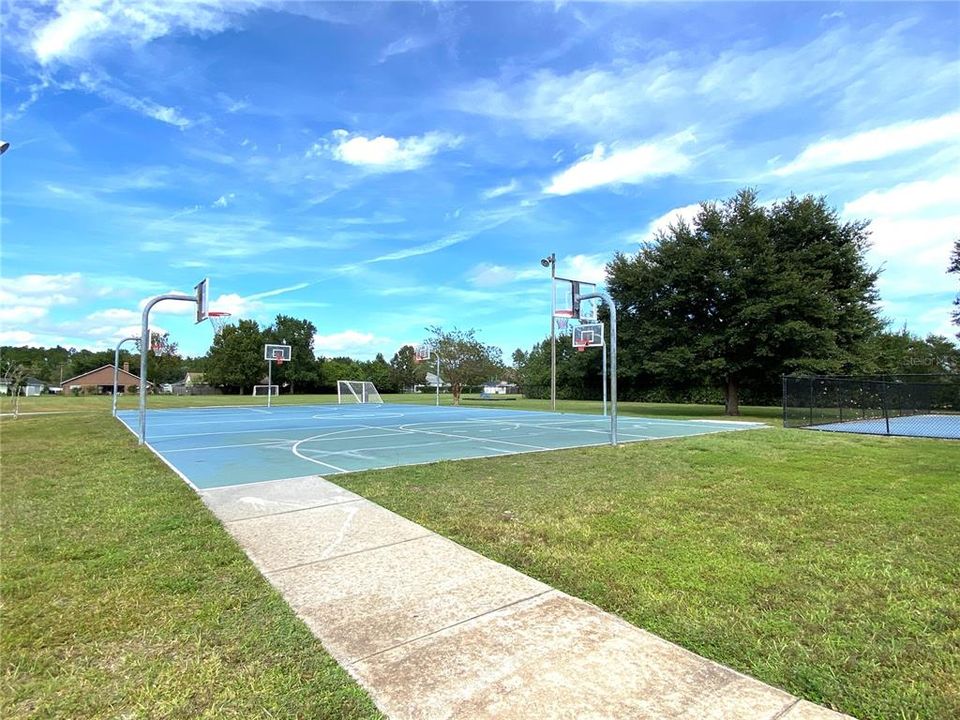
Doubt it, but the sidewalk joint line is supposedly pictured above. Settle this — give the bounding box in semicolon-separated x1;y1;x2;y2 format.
266;534;435;575
771;698;802;719
348;589;556;666
223;497;364;523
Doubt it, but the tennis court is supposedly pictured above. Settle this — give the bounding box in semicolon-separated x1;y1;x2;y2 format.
117;403;762;489
808;413;960;440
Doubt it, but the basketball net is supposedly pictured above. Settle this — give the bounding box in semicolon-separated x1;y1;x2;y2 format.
273;351;284;366
207;311;232;334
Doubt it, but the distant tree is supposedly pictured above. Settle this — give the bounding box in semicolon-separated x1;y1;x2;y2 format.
135;332;184;385
860;327;960;375
424;326;503;405
514;335;603;400
950;238;959;339
1;361;28;417
318;356;364;391
362;353;393;392
607;190;882;414
205;320;265;394
264;315;318;393
389;345;425;392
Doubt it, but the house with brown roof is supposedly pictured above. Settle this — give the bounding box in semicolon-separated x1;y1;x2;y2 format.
60;365;153;394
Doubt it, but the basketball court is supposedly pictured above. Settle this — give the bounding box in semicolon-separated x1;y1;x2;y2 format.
116;403;762;489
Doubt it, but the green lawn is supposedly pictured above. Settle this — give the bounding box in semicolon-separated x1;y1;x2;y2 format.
1;413;381;719
335;428;960;720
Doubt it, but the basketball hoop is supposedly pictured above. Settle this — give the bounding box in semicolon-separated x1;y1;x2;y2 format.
207;311;232;334
574;341;588;353
273;350;284;366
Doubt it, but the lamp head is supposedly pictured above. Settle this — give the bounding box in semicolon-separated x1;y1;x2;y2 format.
0;141;9;156
540;257;551;268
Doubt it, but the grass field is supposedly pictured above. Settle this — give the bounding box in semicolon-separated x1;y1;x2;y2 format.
1;413;381;719
3;395;956;719
336;427;960;720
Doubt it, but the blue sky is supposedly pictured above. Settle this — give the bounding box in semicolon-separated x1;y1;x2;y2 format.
2;1;958;361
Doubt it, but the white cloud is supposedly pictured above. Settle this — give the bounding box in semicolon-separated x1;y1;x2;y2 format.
563;253;608;285
629;202;705;243
774;112;960;176
212;193;235;208
545;132;695;196
467;262;541;287
842;174;960;217
482;179;519;200
842;177;959;301
314;330;388;355
28;1;247;65
32;6;109;63
313;129;461;172
0;306;48;323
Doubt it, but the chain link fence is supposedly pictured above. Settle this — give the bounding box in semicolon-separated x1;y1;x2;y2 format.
783;374;960;439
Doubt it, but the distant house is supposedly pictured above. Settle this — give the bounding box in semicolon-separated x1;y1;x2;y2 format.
482;380;520;395
0;376;46;396
60;365;152;394
172;372;219;396
412;371;448;393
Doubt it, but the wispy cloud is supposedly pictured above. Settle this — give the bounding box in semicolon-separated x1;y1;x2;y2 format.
545;132;695;195
379;35;432;63
774;112;960;176
482;179;519;200
453;24;958;142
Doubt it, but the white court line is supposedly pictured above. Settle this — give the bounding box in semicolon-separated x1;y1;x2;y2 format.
148;423;374;441
162;439;297;453
289;436;351;473
396;422;550;451
297;437;477;459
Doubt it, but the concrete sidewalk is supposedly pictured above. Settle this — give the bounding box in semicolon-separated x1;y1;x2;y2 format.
201;474;853;720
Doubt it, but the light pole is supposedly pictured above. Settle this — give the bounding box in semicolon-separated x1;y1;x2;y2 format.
540;253;556;411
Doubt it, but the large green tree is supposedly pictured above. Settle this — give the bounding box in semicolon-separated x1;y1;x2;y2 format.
424;327;503;405
264;315;318;393
205;319;265;394
607;190;881;414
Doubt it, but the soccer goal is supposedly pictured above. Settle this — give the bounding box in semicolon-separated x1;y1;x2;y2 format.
252;384;279;397
337;380;384;404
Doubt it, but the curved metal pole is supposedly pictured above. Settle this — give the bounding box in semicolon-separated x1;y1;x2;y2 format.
576;290;617;445
113;336;138;417
139;293;196;444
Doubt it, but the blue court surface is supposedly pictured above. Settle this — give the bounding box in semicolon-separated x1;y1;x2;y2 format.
117;403;763;489
810;413;960;440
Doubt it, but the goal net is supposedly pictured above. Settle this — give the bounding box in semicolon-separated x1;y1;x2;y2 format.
337;380;384;404
252;384;279;397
